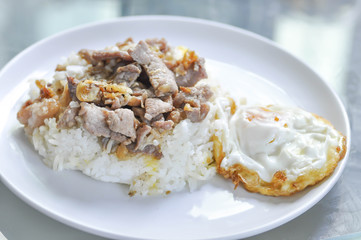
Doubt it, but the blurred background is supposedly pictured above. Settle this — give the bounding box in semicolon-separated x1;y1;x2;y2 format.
1;0;361;239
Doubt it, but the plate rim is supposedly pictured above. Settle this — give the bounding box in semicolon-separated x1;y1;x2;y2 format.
0;15;351;240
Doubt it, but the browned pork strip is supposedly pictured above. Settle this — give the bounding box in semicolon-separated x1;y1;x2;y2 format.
105;109;137;139
17;98;60;132
145;38;170;53
173;91;186;108
67;76;80;101
105;96;129;109
129;41;178;97
152;120;174;130
141;144;163;159
144;98;173;121
113;63;142;86
127;96;142;107
167;109;184;124
135;124;152;150
79;49;133;65
172;84;213;122
161;95;173;105
175;57;207;87
174;84;213;108
132;88;156;107
92;50;133;62
79;102;113;137
150;113;164;123
127;143;163;160
184;103;210;123
132;107;146;122
17;100;33;125
78;102;131;143
195;84;214;101
57;104;80;129
132;88;156;98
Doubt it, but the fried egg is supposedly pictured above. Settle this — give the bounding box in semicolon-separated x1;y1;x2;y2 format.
214;101;346;196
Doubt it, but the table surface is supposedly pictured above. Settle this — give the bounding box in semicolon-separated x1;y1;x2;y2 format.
1;0;361;239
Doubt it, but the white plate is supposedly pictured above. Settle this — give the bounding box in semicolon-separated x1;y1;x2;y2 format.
0;16;350;240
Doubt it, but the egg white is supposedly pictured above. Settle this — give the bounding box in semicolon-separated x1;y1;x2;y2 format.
215;102;344;183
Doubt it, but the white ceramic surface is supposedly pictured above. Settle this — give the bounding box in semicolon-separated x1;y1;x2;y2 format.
0;16;350;240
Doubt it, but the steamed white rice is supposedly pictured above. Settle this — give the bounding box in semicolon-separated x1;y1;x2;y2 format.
32;108;216;196
28;51;217;196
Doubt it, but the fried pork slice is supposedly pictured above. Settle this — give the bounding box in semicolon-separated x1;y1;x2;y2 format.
78;102;137;144
17;98;60;132
129;41;178;97
145;38;170;53
135;124;152;150
184;103;210;123
173;84;213;122
105;109;137;139
67;76;80;101
78;49;133;65
57;102;80;129
152;119;174;130
173;52;208;87
144;98;173;121
113;63;142;86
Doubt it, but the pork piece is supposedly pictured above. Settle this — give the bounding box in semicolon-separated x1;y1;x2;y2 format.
175;58;207;87
152;120;174;130
135;124;152;150
149;112;174;130
78;102;132;143
184;103;210;123
127;96;142;107
132;87;156;106
173;91;186;108
67;76;80;101
79;49;133;65
17;98;60;132
144;98;173;121
129;41;178;97
87;61;114;80
173;84;213;108
79;102;117;138
161;95;173;105
132;107;146;122
113;63;142;86
57;102;80;129
127;143;163;160
108;130;129;144
194;84;214;101
178;84;213;122
105;108;137;139
130;93;148;108
145;38;170;53
166;109;184;124
141;144;163;159
92;50;132;62
105;95;128;109
150;113;164;123
173;51;208;87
